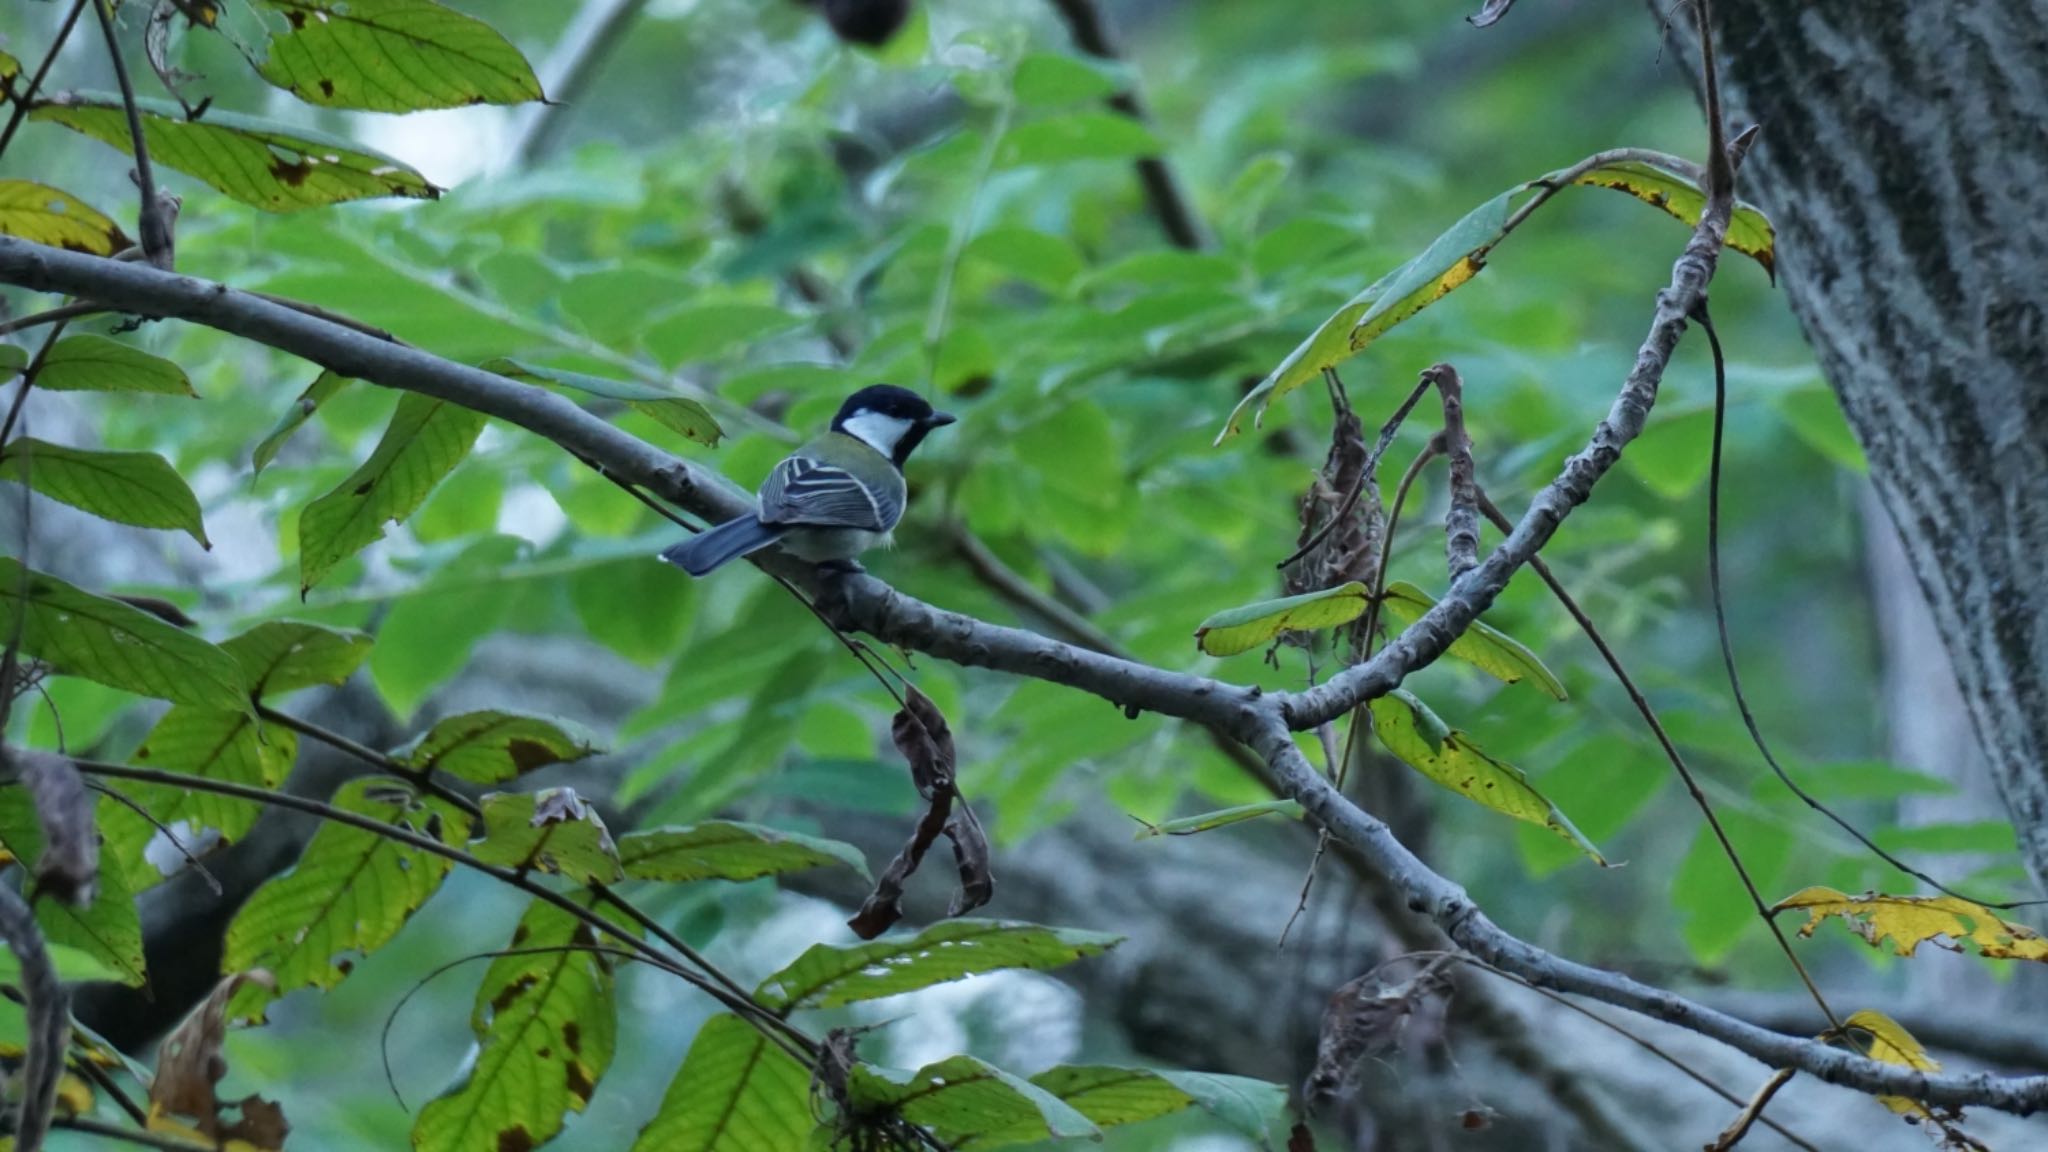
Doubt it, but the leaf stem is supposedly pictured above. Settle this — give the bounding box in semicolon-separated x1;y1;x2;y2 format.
89;0;173;268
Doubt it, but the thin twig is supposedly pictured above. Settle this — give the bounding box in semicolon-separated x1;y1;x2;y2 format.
90;0;172;268
0;0;90;162
1469;480;1838;1029
0;302;107;338
509;0;649;167
1706;1067;1798;1152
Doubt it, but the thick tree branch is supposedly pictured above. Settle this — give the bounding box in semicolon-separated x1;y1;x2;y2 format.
3;228;2046;1114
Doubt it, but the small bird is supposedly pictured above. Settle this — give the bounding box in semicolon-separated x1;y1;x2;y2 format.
659;384;956;576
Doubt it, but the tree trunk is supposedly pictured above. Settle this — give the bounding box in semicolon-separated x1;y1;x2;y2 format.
1703;0;2048;893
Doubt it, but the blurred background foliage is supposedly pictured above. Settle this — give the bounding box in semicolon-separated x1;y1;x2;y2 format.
1;0;2028;1147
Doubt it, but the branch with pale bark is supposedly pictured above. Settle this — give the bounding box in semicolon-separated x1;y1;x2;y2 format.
0;212;2043;1119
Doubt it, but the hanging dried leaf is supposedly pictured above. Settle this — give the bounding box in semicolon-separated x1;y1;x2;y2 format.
149;971;291;1149
11;748;97;905
1304;954;1454;1109
1467;0;1517;27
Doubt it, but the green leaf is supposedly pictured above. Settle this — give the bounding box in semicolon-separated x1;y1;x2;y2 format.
482;357;721;446
469;789;622;884
0;438;210;546
755;920;1121;1012
1027;1066;1289;1145
999;112;1160;167
0;344;25;379
1379;581;1568;700
1675;809;1791;961
400;710;600;784
33;334;194;395
1874;821;2019;856
0;558;249;710
1193;581;1370;657
962;228;1085;294
1370;689;1605;864
252;370;349;475
222;779;463;1018
849;1055;1099;1145
568;557;697;667
32;93;441;212
222;620;373;697
297;392;487;592
1623;405;1713;499
618;821;871;885
1774;384;1868;473
0;790;147;986
255;0;544;113
1784;760;1956;801
368;583;507;720
415;897;617;1152
1134;799;1304;839
0;179;131;255
1012;52;1120;107
1572;157;1777;280
120;705;296;843
640;304;803;373
630;1014;813;1152
1221;188;1512;441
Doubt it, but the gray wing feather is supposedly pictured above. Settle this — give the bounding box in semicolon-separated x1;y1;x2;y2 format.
758;456;901;531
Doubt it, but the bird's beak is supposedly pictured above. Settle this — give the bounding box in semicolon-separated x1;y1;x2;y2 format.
925;411;958;428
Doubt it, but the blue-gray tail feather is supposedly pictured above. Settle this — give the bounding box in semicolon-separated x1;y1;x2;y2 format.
658;516;784;576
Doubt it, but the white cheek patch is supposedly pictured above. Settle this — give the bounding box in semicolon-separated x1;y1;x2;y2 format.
841;412;916;455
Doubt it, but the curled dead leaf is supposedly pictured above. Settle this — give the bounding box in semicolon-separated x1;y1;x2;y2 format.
151;970;291;1149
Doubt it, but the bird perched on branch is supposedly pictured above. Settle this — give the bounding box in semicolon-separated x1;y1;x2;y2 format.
659;384;956;576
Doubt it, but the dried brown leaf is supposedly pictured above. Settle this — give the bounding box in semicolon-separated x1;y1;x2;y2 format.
1303;954;1454;1108
1467;0;1517;27
151;970;289;1148
12;748;97;905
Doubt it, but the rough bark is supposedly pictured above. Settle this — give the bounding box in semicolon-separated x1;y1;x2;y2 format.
1703;0;2048;892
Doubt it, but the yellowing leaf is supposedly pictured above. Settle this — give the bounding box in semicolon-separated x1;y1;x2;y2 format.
1380;581;1567;699
1194;581;1370;657
297;393;486;593
255;0;544;113
33;94;440;213
850;1055;1100;1146
1220;189;1512;442
399;709;600;784
0;179;131;255
468;788;622;884
1840;1009;1939;1117
1370;689;1605;864
0;438;210;547
1773;886;2048;962
1571;157;1777;281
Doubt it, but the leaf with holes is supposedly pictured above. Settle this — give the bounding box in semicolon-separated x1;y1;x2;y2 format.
1773;886;2048;963
0;558;248;710
33;94;441;212
0;179;131;255
1134;799;1304;839
117;705;297;844
469;789;622;884
1370;689;1605;864
756;919;1121;1012
630;1013;812;1152
222;780;464;1020
222;620;373;698
33;334;194;395
0;790;147;985
252;370;349;476
399;710;599;784
850;1056;1099;1145
0;438;209;547
482;357;722;446
1841;1009;1941;1117
297;392;486;593
619;821;870;885
414;897;617;1152
1220;189;1512;441
1572;157;1776;280
1379;581;1567;700
254;0;543;113
1194;582;1370;657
